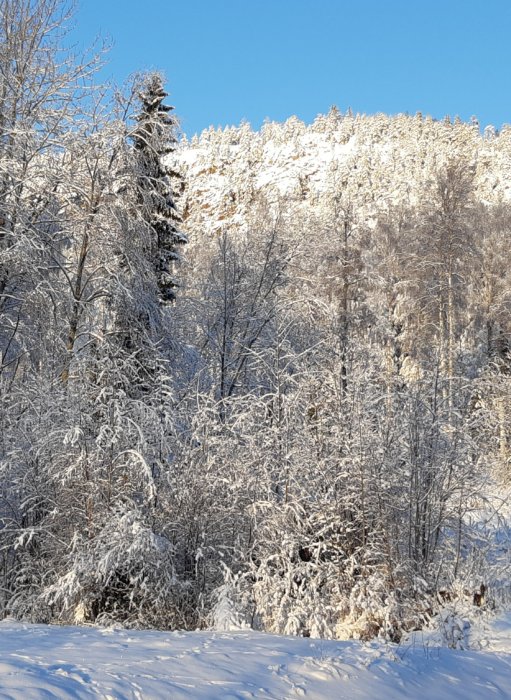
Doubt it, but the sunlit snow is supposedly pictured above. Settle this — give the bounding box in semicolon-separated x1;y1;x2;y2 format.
2;614;511;698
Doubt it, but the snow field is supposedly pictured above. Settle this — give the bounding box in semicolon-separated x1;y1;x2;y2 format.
1;615;511;698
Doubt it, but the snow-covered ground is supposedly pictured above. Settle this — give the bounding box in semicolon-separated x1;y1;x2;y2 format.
1;614;511;699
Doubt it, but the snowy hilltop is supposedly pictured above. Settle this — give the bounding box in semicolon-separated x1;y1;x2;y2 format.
173;110;511;239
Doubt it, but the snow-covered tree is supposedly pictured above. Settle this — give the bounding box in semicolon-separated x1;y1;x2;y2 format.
131;73;187;304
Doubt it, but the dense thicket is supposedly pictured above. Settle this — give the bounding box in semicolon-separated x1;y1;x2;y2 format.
1;0;510;641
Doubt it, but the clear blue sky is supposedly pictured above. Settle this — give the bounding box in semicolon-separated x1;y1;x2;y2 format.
72;0;511;137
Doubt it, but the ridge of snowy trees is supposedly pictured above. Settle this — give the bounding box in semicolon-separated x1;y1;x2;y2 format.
167;108;511;639
1;0;511;642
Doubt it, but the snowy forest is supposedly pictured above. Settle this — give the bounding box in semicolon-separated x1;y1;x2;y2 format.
2;0;511;644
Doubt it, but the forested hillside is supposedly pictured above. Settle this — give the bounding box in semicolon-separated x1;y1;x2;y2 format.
1;0;511;642
168;110;511;640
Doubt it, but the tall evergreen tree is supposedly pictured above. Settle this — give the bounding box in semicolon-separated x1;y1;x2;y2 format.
132;74;187;304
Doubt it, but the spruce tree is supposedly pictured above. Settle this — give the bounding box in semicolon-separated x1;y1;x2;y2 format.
132;74;187;304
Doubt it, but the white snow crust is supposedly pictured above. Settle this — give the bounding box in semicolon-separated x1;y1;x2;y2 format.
1;614;511;698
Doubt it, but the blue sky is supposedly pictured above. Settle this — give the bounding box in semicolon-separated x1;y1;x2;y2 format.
72;0;511;137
